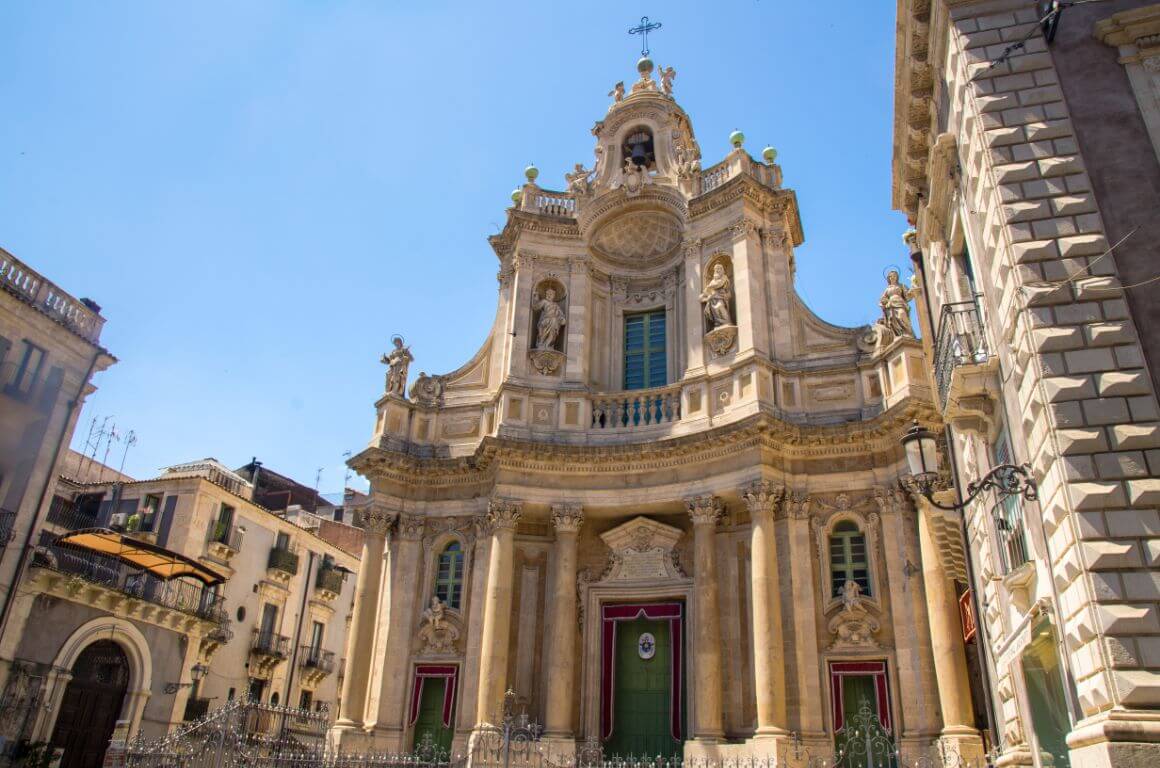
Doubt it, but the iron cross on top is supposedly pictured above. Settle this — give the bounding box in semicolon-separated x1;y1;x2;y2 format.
628;16;662;57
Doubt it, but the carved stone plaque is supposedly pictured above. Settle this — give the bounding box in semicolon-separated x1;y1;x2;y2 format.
596;516;684;583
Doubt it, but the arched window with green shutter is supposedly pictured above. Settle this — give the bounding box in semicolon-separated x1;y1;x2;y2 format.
829;521;871;598
434;541;465;609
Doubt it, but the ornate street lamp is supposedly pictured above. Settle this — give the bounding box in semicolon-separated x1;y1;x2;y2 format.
900;421;1038;511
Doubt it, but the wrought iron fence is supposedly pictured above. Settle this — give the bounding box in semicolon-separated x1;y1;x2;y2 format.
30;542;226;623
933;300;991;409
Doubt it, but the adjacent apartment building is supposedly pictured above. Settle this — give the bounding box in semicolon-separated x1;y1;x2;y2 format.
895;1;1160;766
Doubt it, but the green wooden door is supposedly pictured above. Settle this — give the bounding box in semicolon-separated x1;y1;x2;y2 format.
606;618;679;759
836;676;896;768
413;678;453;753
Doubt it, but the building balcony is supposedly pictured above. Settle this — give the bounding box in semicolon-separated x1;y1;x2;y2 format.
314;566;344;599
205;522;243;562
250;630;290;675
266;545;299;583
1;249;106;344
933;300;1000;425
298;645;336;686
28;542;226;627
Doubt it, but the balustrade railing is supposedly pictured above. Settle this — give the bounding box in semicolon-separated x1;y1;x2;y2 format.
1;250;105;343
31;541;226;623
699;160;732;193
591;384;682;430
934;300;992;408
533;191;576;217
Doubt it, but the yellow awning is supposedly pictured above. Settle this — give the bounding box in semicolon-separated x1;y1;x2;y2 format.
55;529;226;585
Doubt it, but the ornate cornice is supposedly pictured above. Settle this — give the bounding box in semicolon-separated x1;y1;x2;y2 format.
550;503;584;534
687;175;803;246
742;481;786;519
685;494;723;526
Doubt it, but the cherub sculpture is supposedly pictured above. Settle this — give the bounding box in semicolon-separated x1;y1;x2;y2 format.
565;163;594;197
608;81;625;105
658;65;676;95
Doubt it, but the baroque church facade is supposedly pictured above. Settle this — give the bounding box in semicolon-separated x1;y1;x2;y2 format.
331;56;979;761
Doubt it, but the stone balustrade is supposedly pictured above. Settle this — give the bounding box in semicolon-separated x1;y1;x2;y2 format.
531;190;576;218
591;383;683;430
700;159;733;193
0;249;105;344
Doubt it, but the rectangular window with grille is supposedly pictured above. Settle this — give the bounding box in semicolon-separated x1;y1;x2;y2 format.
992;428;1030;573
624;310;666;391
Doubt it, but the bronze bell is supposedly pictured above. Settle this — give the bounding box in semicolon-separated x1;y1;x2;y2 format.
629;143;650;168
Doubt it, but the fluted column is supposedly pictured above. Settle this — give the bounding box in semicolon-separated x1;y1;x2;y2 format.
476;498;522;725
742;481;788;738
686;495;726;741
913;493;979;740
544;504;583;737
333;507;393;734
371;513;425;748
786;493;824;739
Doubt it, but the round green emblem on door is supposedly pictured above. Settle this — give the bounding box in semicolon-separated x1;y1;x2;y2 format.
638;632;656;660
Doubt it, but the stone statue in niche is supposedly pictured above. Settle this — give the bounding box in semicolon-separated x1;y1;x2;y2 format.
565;163;594;197
658;65;676;95
381;335;413;398
417;596;460;655
878;269;916;339
827;579;881;650
700;263;734;329
534;287;566;350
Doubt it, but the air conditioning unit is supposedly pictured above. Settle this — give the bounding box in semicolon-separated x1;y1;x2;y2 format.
110;512;129;530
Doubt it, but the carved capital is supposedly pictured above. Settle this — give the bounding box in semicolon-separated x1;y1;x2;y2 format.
786;492;812;520
681;238;703;258
486;498;523;532
742;484;788;519
396;513;425;541
551;503;584;534
685;494;723;527
728;217;760;240
742;481;786;519
361;505;397;536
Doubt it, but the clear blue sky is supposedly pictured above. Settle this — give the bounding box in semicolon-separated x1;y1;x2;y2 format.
0;2;908;492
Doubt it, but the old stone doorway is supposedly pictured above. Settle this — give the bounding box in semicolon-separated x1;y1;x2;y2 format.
50;640;130;768
409;664;457;753
600;603;684;759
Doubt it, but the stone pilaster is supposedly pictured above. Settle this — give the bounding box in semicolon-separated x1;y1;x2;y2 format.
370;513;425;749
544;503;583;738
785;493;825;741
475;498;522;725
686;494;725;741
741;480;788;738
332;506;393;742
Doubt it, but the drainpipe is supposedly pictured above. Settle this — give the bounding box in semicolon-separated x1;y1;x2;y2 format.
0;348;105;642
909;232;1000;748
284;550;316;708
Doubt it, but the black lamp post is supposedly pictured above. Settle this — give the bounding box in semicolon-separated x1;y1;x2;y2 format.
900;421;1038;511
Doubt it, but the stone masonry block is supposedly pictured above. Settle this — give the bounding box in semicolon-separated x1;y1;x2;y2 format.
1096;452;1149;479
1085;322;1134;347
1011;239;1058;262
1022;177;1068;199
1103;298;1130;319
1004;200;1052;223
1057;234;1107;258
1054;302;1102;325
987;126;1025;147
1065;347;1116;373
1040;155;1083;177
1033;327;1084;352
1097;372;1151;397
1059;454;1096;481
1071;481;1127;510
995;72;1037;92
1075;212;1103;234
976;92;1019;112
1146;540;1160;566
1098;604;1159;637
1048;401;1085;428
1075;276;1120;300
1138;637;1160;668
1105;636;1142;669
1045;101;1069;120
1123;572;1160;601
1042;374;1095;400
1129;395;1160;422
1110;424;1160;451
1031;217;1078;239
1023;119;1071;141
1055;137;1079;155
994;161;1040;183
1127;479;1160;506
1065;172;1091;193
1057;427;1110;454
1002;105;1046;126
1052;195;1098;216
977;12;1017;31
1113;670;1160;707
1021;84;1065;106
1106;509;1160;539
1118;347;1147;371
960;27;1005;48
1035;69;1059;87
1082;397;1130;425
1084;540;1141;569
1012;141;1057;162
1009;52;1054;75
1024;281;1074;306
1089;571;1122;600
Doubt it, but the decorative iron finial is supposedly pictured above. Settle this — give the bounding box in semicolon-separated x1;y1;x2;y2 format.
628;16;662;57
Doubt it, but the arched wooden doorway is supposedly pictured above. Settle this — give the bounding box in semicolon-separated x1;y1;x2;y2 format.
50;640;130;768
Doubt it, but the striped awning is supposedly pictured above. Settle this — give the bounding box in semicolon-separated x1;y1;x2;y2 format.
54;528;226;585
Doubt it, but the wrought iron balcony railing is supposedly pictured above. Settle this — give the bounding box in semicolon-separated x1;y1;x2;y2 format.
267;546;300;576
299;645;336;675
995;498;1031;574
933;300;992;409
314;566;344;594
251;630;290;658
31;542;226;623
0;509;15;546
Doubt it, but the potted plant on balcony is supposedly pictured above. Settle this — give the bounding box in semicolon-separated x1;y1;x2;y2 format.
213;519;227;543
125;513;142;533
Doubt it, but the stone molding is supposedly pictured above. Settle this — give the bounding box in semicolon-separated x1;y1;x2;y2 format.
742;480;786;519
685;494;723;526
550;503;584;534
